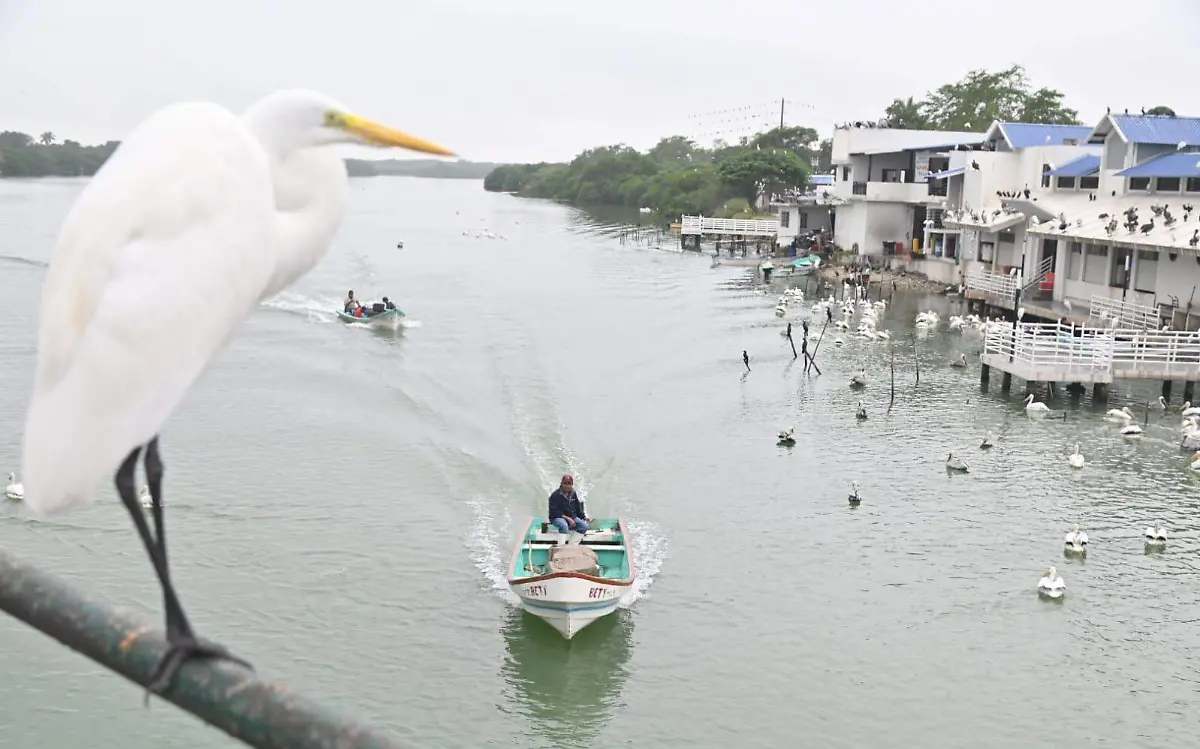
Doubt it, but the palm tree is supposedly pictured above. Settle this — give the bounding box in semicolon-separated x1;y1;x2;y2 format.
39;131;55;146
884;97;929;130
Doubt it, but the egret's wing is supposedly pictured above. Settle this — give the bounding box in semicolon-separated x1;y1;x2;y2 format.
23;102;276;515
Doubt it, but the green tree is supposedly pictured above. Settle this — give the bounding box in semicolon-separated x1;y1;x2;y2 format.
815;139;833;172
1145;106;1176;117
39;131;55;145
915;65;1079;131
884;96;929;129
716;149;809;207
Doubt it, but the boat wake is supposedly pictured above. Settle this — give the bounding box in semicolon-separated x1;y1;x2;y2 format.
467;495;520;605
260;291;339;323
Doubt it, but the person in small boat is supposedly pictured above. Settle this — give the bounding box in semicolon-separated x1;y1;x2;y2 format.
383;297;396;310
548;475;590;534
344;290;358;314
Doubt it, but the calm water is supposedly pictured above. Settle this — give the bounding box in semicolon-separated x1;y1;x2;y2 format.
2;177;1200;748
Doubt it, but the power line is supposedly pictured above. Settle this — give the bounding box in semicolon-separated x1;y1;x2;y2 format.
682;98;830;144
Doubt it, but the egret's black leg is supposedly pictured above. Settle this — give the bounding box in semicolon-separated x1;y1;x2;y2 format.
117;439;252;704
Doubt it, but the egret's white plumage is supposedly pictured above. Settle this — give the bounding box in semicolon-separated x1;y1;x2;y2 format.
17;89;452;696
1068;443;1085;469
21;89;452;515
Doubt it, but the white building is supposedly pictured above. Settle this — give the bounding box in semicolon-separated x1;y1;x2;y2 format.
958;113;1200;329
828;125;984;263
773;174;840;245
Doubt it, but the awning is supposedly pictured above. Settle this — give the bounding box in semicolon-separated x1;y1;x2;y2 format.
1048;154;1100;177
926;167;965;180
943;212;1025;233
1115;152;1200;178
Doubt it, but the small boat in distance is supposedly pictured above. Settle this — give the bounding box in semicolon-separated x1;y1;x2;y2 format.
507;516;635;639
335;301;405;327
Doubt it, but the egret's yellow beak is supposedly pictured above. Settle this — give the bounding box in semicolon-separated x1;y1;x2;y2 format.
338;112;455;156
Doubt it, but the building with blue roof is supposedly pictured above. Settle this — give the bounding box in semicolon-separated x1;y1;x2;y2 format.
984;122;1094;151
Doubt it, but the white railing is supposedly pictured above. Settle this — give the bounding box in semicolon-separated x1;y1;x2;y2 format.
1110;329;1200;375
984;322;1114;373
680;215;779;237
1088;295;1160;330
1022;255;1055;292
965;269;1018;299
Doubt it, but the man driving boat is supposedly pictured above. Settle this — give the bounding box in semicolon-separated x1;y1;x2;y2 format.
548;475;590;534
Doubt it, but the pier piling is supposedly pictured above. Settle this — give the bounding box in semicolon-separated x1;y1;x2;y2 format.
1186;381;1196;405
980;362;991;392
1162;380;1173;405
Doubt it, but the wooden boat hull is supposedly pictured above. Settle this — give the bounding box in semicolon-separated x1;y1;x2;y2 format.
507;516;635;640
335;308;404;325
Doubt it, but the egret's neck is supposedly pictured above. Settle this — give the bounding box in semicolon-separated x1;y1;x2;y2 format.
241;112;350;301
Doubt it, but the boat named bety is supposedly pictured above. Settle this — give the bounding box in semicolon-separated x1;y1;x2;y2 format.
507;516;635;639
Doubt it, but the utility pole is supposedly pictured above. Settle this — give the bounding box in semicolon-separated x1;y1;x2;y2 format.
780;98;785;129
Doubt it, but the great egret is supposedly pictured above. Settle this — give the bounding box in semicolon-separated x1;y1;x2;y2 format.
20;89;452;700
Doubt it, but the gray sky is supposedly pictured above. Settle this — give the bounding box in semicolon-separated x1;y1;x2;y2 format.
2;0;1198;164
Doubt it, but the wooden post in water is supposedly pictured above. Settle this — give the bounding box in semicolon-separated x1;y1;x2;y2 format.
786;326;797;359
0;549;410;749
913;333;920;387
889;345;896;412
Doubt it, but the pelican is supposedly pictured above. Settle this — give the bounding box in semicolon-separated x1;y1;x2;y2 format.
1024;394;1050;414
1063;524;1088;554
1150;396;1167;410
16;90;453;699
1067;444;1085;468
950;353;967;368
778;426;796;446
979;433;994;449
850;368;867;388
855;401;867;420
1145;521;1167;547
1105;406;1135;421
5;472;23;501
1183;401;1200;418
848;481;861;506
1121;424;1144;438
1037;566;1066;598
945;453;970;472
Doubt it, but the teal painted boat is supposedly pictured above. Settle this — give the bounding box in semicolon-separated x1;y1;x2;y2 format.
335;307;405;325
506;516;635;639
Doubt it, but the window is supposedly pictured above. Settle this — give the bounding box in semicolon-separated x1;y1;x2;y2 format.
997;231;1016;242
1135;249;1158;293
1109;247;1132;289
1157;177;1182;192
1129;177;1151;191
1067;242;1083;280
1188;177;1200;193
1083;244;1107;284
842;166;850;181
980;241;995;263
798;212;809;229
1041;164;1052;188
1056;176;1077;189
1079;175;1099;190
779;210;790;228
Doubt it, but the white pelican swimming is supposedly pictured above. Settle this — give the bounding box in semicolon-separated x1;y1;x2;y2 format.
1067;443;1085;469
855;401;867;420
848;480;861;506
5;472;23;501
1105;407;1135;422
17;90;452;699
1024;394;1050;414
950;353;967;368
980;433;994;449
778;426;796;446
1149;396;1167;410
850;368;867;388
945;453;969;472
1063;524;1088;554
1037;566;1066;598
1182;401;1200;418
1145;521;1167;546
1120;424;1144;438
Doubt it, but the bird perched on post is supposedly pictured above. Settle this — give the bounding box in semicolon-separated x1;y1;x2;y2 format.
19;89;453;701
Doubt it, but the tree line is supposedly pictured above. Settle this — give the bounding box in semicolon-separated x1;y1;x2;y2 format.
486;65;1178;221
0;130;120;177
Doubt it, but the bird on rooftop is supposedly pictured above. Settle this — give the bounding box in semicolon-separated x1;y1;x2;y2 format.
971;160;980;170
1140;218;1156;235
1190;230;1199;248
18;90;453;701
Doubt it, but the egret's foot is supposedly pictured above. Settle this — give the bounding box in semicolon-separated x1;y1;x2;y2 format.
145;635;253;702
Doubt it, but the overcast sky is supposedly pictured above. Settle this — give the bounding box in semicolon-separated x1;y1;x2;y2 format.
2;0;1198;164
